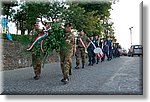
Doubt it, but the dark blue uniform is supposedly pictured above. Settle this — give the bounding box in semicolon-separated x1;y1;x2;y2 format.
99;40;105;62
106;40;112;60
102;41;110;61
87;40;95;66
93;38;100;64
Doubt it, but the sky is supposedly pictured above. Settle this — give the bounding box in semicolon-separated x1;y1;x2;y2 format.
110;0;142;50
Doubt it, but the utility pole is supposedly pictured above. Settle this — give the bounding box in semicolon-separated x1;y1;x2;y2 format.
129;27;133;46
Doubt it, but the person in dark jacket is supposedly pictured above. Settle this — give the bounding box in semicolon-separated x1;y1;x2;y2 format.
93;34;100;64
99;38;105;62
103;41;110;61
106;37;112;60
87;36;95;66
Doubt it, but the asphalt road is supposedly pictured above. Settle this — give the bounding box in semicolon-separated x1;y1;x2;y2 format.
1;56;143;95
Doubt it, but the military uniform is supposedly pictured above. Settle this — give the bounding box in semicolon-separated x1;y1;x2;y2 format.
60;31;75;82
32;53;42;79
30;29;44;80
75;35;91;68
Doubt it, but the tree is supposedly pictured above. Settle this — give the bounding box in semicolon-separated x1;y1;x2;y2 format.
65;3;85;30
1;0;18;18
13;1;68;34
13;3;28;34
77;1;113;37
77;1;112;20
11;0;114;38
65;3;103;36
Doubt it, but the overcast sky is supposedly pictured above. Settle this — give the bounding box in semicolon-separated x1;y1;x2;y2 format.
110;0;142;50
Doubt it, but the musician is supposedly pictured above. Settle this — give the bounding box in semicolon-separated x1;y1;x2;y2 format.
75;30;91;69
93;34;100;64
100;38;105;62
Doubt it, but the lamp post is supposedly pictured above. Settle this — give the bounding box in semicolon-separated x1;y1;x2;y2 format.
129;27;133;46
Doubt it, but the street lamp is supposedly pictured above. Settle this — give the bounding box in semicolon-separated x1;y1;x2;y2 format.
129;27;133;46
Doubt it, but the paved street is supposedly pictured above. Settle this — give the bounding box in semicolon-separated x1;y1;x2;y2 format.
1;56;142;95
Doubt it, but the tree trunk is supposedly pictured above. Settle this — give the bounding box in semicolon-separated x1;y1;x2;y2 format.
6;5;10;19
20;20;25;35
21;29;25;35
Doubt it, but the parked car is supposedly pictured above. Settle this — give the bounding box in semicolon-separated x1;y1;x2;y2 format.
122;49;128;56
128;45;143;57
118;48;123;56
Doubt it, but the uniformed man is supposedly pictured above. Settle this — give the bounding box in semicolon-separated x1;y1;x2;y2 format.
30;24;44;80
102;41;110;61
106;37;113;60
87;36;95;66
60;23;75;84
99;38;105;62
93;34;100;64
75;30;91;69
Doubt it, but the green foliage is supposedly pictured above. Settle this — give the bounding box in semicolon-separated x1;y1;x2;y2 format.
27;22;67;66
66;4;103;36
44;23;66;53
1;0;18;18
78;2;112;20
82;11;102;36
66;4;85;30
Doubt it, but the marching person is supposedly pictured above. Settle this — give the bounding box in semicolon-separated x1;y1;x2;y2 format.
60;23;75;84
30;23;44;80
106;37;113;60
102;41;110;61
99;38;105;62
75;30;91;69
28;20;51;80
87;36;95;66
93;34;100;64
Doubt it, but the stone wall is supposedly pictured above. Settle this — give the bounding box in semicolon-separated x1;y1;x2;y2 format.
3;40;59;71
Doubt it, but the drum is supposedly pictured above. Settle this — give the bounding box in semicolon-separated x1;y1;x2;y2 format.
94;47;104;58
94;47;102;54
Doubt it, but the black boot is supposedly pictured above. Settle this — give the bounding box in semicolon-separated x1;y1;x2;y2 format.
61;78;69;84
33;75;40;80
82;64;84;69
88;63;91;66
69;68;72;75
75;66;79;69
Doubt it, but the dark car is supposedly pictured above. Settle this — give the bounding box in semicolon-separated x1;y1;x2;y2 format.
128;45;143;57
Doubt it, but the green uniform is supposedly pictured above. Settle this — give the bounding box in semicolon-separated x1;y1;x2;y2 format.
60;31;75;80
32;53;42;77
75;35;91;67
30;29;44;78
